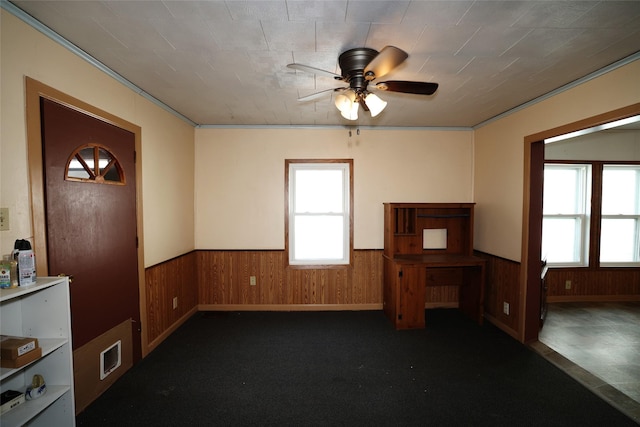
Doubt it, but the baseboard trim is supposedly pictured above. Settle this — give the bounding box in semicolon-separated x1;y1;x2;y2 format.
547;295;640;303
483;313;519;340
197;303;461;312
146;306;198;353
198;303;382;311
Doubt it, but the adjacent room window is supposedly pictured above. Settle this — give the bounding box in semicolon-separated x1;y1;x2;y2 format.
286;160;353;266
542;164;591;266
600;165;640;266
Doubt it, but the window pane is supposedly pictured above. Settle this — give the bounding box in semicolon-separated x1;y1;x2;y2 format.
543;167;585;214
602;167;640;215
294;216;344;260
295;170;344;213
288;161;351;265
600;219;638;263
542;217;582;263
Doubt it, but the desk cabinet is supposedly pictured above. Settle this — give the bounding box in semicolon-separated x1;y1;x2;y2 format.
383;203;485;329
384;257;427;329
0;277;75;426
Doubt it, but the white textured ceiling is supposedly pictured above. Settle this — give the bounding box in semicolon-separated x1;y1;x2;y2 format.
8;0;640;128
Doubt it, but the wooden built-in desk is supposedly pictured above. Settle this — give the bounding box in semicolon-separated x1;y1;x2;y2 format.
383;254;485;329
383;203;485;330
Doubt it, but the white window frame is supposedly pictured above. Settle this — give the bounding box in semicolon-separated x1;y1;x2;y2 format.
599;165;640;267
286;160;352;266
542;164;591;267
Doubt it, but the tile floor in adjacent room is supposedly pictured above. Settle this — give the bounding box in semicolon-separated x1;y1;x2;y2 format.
531;301;640;423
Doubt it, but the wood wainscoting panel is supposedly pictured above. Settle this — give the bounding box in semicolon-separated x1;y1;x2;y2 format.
546;268;640;301
197;250;284;305
197;250;384;307
476;252;521;335
197;249;464;309
425;268;461;308
145;252;198;347
425;286;460;308
352;250;384;304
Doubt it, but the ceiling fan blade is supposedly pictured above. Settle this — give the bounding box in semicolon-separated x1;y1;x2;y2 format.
375;81;439;95
297;87;346;102
287;63;343;80
363;46;408;80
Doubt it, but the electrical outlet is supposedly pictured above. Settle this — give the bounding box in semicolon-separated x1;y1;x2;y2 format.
565;280;572;290
250;276;257;286
503;302;510;315
173;297;178;309
0;208;9;231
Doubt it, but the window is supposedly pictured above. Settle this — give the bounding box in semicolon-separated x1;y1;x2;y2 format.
542;164;591;266
600;165;640;266
66;143;125;185
286;160;353;266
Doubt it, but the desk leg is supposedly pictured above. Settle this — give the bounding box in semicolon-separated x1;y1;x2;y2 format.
460;265;485;325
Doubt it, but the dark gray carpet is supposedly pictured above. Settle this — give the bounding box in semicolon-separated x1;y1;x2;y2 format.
76;309;636;426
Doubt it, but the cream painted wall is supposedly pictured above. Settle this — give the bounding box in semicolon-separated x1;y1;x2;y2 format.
195;128;473;249
0;11;195;267
474;60;640;261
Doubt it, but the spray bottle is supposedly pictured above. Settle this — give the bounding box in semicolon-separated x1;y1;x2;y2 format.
12;239;36;286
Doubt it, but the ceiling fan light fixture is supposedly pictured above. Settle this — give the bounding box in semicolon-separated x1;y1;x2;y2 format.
335;91;359;120
291;46;439;121
341;102;359;120
364;93;387;117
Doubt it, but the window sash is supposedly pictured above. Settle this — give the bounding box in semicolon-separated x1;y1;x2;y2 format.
287;162;350;265
543;164;589;215
599;165;640;265
601;166;640;215
599;215;640;266
542;164;591;266
542;214;589;266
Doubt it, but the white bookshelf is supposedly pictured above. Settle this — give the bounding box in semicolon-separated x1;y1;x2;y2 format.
1;277;75;426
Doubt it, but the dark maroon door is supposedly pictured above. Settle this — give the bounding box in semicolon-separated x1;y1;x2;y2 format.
40;98;141;361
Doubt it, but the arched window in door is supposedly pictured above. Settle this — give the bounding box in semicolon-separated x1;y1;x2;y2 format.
65;143;125;185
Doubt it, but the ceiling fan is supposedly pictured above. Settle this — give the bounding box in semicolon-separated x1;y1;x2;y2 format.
287;46;439;120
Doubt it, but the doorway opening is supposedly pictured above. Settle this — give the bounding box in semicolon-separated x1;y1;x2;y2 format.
523;105;640;419
522;103;640;344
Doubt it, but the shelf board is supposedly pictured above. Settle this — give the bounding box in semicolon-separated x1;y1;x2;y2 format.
0;277;65;303
0;338;68;381
0;385;70;426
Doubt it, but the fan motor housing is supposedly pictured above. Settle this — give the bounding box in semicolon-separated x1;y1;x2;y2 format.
338;48;378;91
